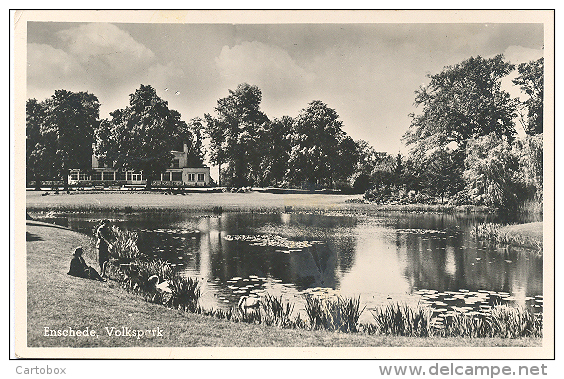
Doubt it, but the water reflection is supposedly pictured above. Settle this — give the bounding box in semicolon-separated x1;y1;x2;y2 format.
33;210;542;319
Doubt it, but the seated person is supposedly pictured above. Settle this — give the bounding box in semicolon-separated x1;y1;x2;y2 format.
68;247;105;282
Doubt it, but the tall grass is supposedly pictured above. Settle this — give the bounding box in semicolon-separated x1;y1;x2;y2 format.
472;222;542;252
108;225;146;263
370;303;433;337
105;225;201;310
441;306;542;338
261;294;295;327
304;295;365;332
166;275;201;312
369;304;542;338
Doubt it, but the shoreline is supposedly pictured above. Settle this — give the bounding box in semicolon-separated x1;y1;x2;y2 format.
26;189;498;214
23;220;541;352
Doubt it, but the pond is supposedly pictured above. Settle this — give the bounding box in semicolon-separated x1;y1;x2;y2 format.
35;210;543;324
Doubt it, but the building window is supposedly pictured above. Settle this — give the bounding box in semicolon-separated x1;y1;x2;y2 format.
70;171;79;181
92;172;102;181
197;173;205;182
102;171;115;181
116;171;126;181
127;172;142;182
187;173;195;182
172;172;183;181
79;172;89;181
171;159;180;169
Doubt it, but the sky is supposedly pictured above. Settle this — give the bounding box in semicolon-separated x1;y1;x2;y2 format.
26;20;544;161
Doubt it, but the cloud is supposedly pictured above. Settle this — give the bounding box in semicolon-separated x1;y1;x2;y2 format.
503;45;543;65
56;23;155;76
215;41;315;99
27;23;185;114
27;43;85;82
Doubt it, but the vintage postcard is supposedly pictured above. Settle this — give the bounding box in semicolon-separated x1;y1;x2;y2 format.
13;9;554;360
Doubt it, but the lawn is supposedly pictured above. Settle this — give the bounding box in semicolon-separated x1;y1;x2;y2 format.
20;219;543;358
500;222;543;241
26;189;494;214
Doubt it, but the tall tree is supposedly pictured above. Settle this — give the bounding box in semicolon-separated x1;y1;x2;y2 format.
257;116;293;186
422;148;464;202
40;90;100;190
185;117;206;167
205;83;269;187
26;99;50;189
403;55;517;158
463;133;523;208
286;100;358;189
95;84;188;189
513;57;544;135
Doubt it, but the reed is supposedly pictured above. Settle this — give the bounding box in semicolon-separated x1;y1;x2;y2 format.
471;222;542;252
304;295;364;332
166;275;201;312
261;294;295;327
370;303;433;337
370;303;542;338
108;225;146;263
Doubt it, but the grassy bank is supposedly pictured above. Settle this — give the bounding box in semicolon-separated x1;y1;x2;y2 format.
23;220;541;353
26;189;494;214
472;222;543;253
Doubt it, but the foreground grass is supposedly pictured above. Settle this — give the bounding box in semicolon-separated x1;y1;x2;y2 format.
24;221;541;350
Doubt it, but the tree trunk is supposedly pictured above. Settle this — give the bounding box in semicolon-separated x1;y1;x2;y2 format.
145;178;153;190
34;175;42;191
63;169;69;192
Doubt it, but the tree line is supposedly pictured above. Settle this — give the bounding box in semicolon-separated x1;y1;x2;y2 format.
26;83;361;191
26;54;543;211
365;55;543;211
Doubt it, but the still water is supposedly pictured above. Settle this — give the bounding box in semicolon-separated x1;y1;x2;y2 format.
37;210;543;322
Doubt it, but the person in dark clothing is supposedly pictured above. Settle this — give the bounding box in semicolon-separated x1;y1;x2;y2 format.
96;219;112;278
68;247;105;281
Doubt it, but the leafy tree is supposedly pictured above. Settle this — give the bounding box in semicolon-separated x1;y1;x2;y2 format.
26;99;50;189
463;133;524;208
513;133;543;202
352;140;380;193
95;84;188;189
286;100;358;189
257;116;293;186
513;57;544;135
403;55;517;158
421;148;465;202
184;117;206;167
205;83;269;187
364;152;400;201
40;90;100;190
355;140;380;175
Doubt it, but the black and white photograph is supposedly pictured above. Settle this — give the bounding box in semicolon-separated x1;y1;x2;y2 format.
13;9;554;361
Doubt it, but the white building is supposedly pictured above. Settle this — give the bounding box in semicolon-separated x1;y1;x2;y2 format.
68;143;210;187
